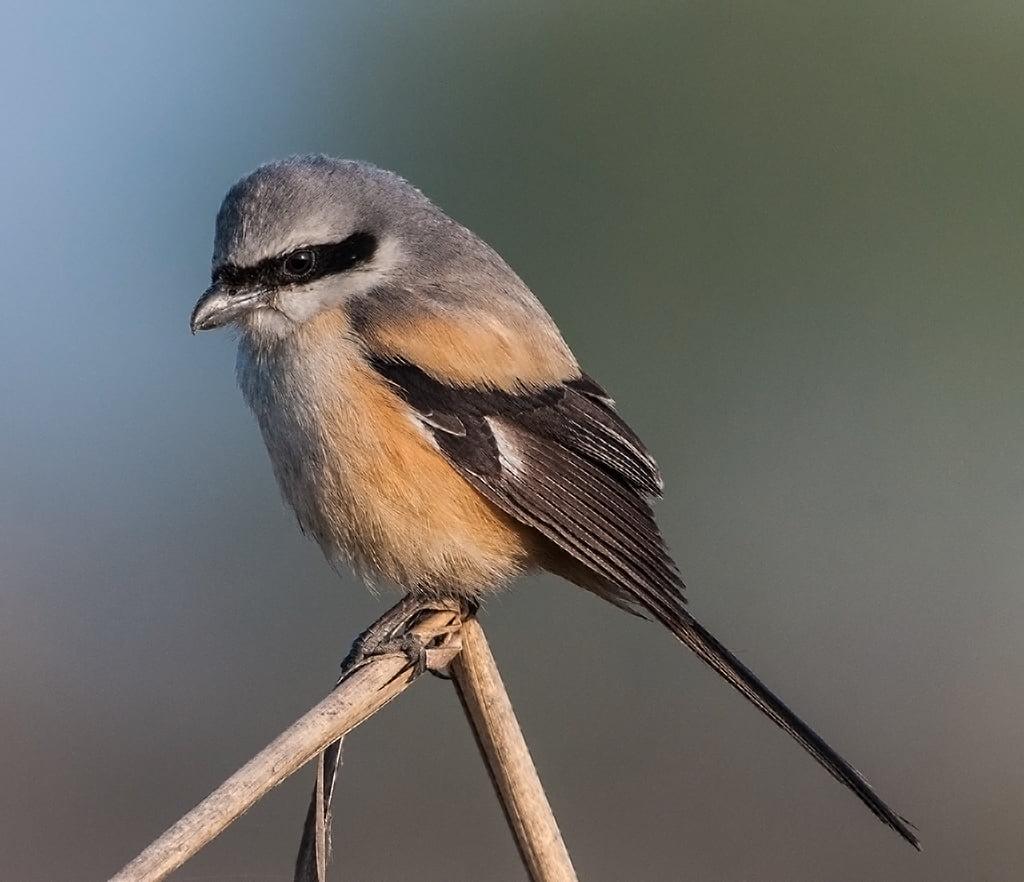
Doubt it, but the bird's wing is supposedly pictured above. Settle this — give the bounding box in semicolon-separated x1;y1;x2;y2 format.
368;354;677;603
359;337;919;849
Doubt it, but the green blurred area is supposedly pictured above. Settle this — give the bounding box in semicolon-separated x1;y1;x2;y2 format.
1;2;1022;879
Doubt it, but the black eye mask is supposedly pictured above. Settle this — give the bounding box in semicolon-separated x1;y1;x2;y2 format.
213;231;378;290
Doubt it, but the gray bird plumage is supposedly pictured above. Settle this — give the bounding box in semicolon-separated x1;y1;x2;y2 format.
190;155;919;850
210;156;572;350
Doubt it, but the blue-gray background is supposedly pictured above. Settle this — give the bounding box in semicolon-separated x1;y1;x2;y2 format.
2;2;1021;880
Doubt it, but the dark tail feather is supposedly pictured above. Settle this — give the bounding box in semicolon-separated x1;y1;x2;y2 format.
654;605;920;849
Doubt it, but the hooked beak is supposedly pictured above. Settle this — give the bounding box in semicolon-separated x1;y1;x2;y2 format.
190;283;264;334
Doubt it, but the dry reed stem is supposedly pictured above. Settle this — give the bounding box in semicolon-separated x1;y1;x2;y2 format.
451;618;577;882
109;601;575;882
109;606;461;882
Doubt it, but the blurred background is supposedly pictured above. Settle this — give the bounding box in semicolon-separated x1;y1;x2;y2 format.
1;2;1021;879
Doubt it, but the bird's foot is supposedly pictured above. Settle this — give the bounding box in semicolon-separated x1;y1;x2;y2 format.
339;594;470;683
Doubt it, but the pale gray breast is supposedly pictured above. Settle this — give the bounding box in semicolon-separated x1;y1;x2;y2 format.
235;334;356;552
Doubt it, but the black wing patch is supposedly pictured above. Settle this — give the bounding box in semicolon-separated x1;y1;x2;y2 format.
371;359;664;496
369;355;682;608
369;355;921;849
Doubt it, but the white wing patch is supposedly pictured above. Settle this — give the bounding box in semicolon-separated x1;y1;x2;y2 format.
486;417;527;477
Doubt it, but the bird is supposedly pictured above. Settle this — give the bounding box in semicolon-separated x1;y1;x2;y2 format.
190;154;918;848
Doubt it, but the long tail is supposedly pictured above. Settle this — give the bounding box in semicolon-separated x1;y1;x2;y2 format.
654;605;920;848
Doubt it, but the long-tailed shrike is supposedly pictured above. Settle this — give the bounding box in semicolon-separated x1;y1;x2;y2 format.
191;155;917;847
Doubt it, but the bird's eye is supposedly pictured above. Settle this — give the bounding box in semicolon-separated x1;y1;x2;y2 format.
282;249;316;279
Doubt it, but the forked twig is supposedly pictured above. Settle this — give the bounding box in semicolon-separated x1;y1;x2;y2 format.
109;599;575;882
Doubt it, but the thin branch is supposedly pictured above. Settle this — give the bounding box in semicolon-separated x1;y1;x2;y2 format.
110;600;576;882
451;619;578;882
109;604;462;882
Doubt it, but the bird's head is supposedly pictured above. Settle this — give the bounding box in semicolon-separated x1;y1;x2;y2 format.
190;155;437;339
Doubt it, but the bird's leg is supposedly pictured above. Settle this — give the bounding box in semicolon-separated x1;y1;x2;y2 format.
339;593;470;682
